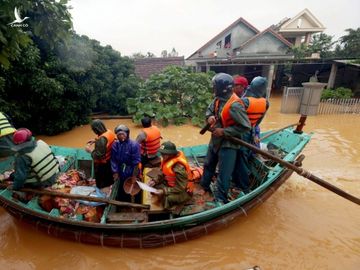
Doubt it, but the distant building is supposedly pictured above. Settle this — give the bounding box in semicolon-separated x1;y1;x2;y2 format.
134;56;184;80
186;9;327;96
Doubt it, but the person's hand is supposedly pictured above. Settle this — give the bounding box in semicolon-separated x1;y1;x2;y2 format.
148;179;156;187
87;139;95;144
151;189;164;196
212;128;224;137
207;116;216;126
85;144;93;153
113;173;119;181
156;189;164;195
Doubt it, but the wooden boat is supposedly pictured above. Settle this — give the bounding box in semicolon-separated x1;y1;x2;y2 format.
0;124;311;248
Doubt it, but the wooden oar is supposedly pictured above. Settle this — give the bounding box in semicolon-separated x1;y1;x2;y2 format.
224;135;360;205
0;184;150;209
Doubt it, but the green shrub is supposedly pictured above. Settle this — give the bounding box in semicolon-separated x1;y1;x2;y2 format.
321;87;353;99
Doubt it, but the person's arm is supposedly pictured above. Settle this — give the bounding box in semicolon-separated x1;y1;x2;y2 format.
129;141;141;167
91;137;108;160
11;155;32;190
135;131;146;144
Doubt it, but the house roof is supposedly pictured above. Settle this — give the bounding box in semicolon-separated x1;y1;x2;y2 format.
237;28;293;50
278;8;325;33
186;17;259;59
134;57;184;80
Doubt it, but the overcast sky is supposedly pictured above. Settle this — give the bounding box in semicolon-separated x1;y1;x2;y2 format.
69;0;360;58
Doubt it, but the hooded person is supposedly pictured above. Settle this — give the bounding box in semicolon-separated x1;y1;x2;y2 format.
110;124;141;203
10;128;60;190
85;119;116;189
200;73;251;204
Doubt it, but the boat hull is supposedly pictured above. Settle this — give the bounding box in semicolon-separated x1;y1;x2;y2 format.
0;157;301;248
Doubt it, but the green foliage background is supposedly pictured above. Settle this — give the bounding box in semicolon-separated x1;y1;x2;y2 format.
0;0;139;135
127;66;214;127
321;87;354;99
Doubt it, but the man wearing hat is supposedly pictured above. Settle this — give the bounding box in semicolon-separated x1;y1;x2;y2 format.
9;128;60;190
233;75;249;98
148;141;191;210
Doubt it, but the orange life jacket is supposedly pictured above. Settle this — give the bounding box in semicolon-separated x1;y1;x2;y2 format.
161;151;203;193
141;126;161;156
244;97;267;127
94;129;116;164
221;94;267;128
220;93;243;127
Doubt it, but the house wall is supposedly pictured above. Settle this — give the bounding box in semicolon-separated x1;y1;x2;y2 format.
197;23;257;59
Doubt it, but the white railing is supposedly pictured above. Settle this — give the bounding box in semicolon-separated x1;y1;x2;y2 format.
318;98;360;114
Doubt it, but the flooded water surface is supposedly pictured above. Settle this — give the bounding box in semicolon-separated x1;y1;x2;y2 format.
1;98;359;270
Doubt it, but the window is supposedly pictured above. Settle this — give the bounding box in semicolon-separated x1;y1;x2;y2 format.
224;34;231;48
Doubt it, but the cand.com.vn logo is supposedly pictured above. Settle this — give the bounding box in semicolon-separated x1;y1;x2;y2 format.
8;7;29;27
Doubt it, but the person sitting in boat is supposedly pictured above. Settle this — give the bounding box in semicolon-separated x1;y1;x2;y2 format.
135;116;162;168
200;73;251;204
9;128;60;190
148;141;191;210
232;76;269;194
85;119;116;189
111;124;141;203
0;111;17;158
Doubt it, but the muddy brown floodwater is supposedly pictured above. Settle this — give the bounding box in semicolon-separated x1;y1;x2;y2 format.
1;97;359;270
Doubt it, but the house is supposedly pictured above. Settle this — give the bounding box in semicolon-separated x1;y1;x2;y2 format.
186;9;327;97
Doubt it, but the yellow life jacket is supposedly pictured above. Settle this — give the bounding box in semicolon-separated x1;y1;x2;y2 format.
0;112;16;137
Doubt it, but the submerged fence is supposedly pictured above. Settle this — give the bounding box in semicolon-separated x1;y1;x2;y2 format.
281;87;360;115
318;98;360;114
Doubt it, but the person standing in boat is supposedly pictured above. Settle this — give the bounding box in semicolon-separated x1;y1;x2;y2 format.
85;119;116;189
148;141;191;210
232;76;269;194
232;75;248;98
135;116;162;168
111;124;141;203
9;128;60;190
0;112;17;158
200;73;251;204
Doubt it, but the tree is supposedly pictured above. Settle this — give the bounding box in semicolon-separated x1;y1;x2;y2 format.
335;28;360;58
308;33;335;58
289;33;335;59
0;0;72;68
127;66;214;126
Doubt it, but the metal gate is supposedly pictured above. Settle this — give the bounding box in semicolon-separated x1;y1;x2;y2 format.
280;87;303;114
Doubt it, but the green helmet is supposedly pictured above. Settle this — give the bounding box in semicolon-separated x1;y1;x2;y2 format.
248;76;267;98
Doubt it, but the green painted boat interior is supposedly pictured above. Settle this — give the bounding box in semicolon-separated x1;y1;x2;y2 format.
0;127;311;229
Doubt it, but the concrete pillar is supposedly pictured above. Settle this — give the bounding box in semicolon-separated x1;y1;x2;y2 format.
327;63;338;89
266;64;275;98
300;82;327;115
